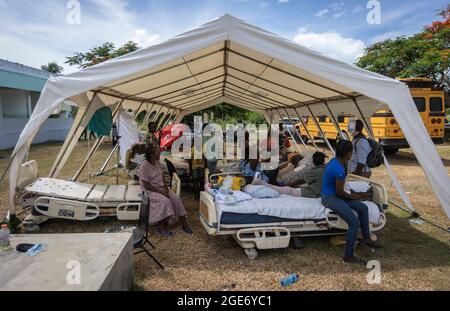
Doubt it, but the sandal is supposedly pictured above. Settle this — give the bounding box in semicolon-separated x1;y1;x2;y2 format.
343;256;367;266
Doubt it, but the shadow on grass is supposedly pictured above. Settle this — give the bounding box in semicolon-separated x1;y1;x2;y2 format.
386;151;450;167
34;195;450;278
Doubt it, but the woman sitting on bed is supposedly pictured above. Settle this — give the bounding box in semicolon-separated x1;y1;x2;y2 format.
137;144;193;237
321;140;381;265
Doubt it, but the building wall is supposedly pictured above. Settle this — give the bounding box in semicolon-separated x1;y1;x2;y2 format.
0;88;73;150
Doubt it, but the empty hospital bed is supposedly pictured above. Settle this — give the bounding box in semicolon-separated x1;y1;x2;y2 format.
199;174;388;259
16;160;181;224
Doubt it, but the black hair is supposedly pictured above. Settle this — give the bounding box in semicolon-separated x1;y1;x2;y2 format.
144;144;158;162
335;140;353;158
148;121;157;131
355;119;364;132
290;154;303;167
312;152;326;166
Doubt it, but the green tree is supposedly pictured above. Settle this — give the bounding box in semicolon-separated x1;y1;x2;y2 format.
356;6;450;91
185;103;266;127
65;41;140;68
41;62;63;74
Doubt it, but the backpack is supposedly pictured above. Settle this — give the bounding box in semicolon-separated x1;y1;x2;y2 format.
354;137;384;168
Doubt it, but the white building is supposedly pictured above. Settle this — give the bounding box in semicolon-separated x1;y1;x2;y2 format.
0;59;73;150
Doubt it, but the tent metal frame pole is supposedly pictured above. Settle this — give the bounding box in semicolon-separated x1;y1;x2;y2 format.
106;48;226;89
158;108;174;130
222;41;230;96
176;92;223;109
224;90;273;110
292;107;319;151
306;105;335;155
224;88;273;109
97;102;148;177
138;103;156;131
49;92;98;178
228;73;307;106
95;90;174;110
139;75;225;104
227;65;322;102
281;108;308;152
95;145;118;177
159;82;224;104
324;101;345;139
225;94;272;111
351;97;419;216
227;49;352;99
72;99;125;181
133;65;224;97
226;81;286;108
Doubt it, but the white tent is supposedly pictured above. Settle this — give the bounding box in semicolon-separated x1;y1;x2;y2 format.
5;14;450;219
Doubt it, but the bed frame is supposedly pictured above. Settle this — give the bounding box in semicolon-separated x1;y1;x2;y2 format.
199;173;388;259
16;160;181;224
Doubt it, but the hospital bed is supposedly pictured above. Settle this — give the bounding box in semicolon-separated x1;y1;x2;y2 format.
199;173;388;259
16;160;181;224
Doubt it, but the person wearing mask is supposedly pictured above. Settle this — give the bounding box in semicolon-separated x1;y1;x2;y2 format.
321;140;381;265
349;120;372;178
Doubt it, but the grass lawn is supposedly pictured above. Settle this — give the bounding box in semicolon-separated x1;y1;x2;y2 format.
0;140;449;290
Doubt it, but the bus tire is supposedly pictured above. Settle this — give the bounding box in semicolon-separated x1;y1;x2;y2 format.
384;148;399;155
301;135;309;144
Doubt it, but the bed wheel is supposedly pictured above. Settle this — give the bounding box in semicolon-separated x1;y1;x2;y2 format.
244;248;258;260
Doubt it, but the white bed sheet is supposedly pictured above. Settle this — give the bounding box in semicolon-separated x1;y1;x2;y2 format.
216;195;382;225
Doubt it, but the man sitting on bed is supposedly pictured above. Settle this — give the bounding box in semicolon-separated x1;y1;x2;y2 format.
252;152;326;198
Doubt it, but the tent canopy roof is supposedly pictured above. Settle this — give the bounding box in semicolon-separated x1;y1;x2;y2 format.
8;14;450;219
50;14;401;117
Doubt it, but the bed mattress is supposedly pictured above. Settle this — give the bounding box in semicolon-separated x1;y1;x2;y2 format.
216;194;382;225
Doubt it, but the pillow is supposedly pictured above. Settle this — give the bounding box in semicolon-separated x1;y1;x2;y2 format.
345;181;372;193
244;184;279;199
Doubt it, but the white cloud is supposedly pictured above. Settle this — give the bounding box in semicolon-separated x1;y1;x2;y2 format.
293;30;366;64
0;0;162;73
277;0;289;3
352;5;364;14
132;29;161;47
315;9;329;18
316;2;347;19
333;10;346;18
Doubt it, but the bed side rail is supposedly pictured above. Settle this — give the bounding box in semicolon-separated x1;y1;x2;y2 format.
347;174;389;210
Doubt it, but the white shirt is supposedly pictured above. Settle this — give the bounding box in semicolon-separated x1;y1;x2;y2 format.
348;137;372;173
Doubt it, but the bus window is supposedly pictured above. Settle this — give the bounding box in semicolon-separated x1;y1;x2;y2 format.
413;97;426;112
319;116;327;123
429;97;443;112
337;115;345;123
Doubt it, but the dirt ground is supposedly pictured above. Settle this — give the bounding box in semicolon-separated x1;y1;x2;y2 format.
0;141;449;291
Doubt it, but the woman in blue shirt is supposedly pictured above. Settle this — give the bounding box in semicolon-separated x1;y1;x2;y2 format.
321;140;381;265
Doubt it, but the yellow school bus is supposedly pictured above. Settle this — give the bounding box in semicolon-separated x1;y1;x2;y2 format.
296;78;446;154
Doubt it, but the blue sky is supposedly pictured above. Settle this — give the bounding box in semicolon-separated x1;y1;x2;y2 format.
0;0;448;73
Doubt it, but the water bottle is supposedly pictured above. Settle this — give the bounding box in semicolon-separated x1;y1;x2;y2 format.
280;274;299;287
0;224;11;251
